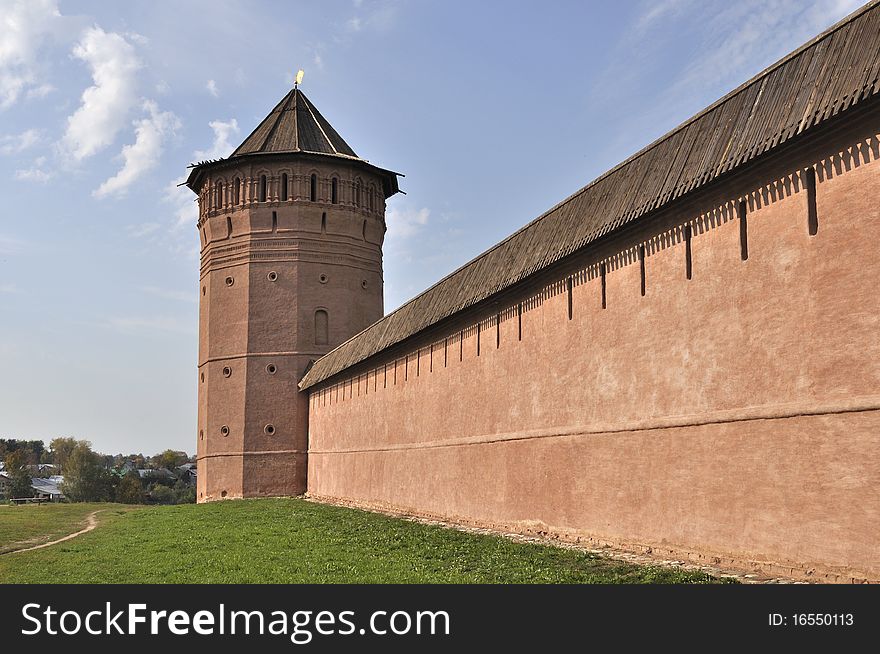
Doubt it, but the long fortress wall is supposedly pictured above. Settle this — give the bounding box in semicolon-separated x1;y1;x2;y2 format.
305;106;880;582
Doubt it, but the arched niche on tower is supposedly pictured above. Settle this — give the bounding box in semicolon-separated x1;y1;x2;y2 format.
307;168;320;203
229;171;245;206
278;168;292;202
314;308;329;346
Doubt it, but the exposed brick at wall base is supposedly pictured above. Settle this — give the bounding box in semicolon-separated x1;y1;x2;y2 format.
306;110;880;581
309;410;880;583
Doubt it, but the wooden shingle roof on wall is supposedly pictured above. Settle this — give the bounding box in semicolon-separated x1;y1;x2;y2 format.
300;0;880;390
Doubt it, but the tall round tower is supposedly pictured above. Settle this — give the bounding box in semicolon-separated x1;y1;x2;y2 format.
185;87;401;502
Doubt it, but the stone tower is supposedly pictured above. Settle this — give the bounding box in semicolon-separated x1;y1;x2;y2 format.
186;87;401;502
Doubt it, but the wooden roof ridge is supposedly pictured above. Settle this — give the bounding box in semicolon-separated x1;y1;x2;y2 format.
257;88;299;153
230;88;358;158
185;88;402;193
297;1;880;389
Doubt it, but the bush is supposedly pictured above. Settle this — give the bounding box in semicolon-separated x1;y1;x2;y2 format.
150;484;174;504
172;480;196;504
116;472;144;504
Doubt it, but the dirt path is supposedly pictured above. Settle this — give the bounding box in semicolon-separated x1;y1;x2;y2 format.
2;511;101;555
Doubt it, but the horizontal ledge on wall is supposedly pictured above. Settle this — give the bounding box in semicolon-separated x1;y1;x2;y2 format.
309;395;880;454
199;352;327;365
197;449;307;460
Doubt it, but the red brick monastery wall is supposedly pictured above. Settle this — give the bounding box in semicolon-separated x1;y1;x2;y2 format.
306;107;880;582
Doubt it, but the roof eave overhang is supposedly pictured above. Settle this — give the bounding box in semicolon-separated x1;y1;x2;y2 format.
184;150;403;197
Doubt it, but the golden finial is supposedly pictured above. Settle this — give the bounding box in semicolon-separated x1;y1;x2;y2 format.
294;69;305;89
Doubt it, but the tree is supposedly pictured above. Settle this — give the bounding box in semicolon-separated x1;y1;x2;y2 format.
116;471;144;504
60;442;113;502
150;484;174;504
172;479;196;504
0;439;45;466
151;449;188;471
49;437;80;473
5;450;33;499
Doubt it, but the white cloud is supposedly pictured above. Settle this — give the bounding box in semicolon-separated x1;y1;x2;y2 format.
0;0;62;109
594;0;864;157
206;79;219;97
313;52;324;70
14;157;51;182
194;118;239;161
25;83;54;100
0;283;22;294
386;206;430;239
0;129;41;155
62;26;142;161
165;177;200;231
165;118;240;232
94;101;180;198
125;31;149;46
633;0;697;35
665;0;863;103
347;17;363;32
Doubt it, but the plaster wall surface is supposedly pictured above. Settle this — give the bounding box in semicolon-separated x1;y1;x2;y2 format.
306;111;880;581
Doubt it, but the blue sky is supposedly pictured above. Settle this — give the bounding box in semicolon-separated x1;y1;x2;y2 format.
0;0;862;455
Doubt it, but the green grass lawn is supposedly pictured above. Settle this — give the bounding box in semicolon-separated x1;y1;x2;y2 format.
0;503;136;554
0;498;731;583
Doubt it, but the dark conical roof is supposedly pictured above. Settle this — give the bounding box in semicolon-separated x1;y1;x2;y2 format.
185;87;402;197
232;88;359;158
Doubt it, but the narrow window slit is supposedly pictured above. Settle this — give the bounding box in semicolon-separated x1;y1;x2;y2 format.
685;224;693;280
567;276;573;318
310;174;317;202
517;302;522;341
805;167;818;236
600;262;607;309
496;313;501;348
739;199;749;261
271;211;277;233
639;246;646;296
476;323;481;357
